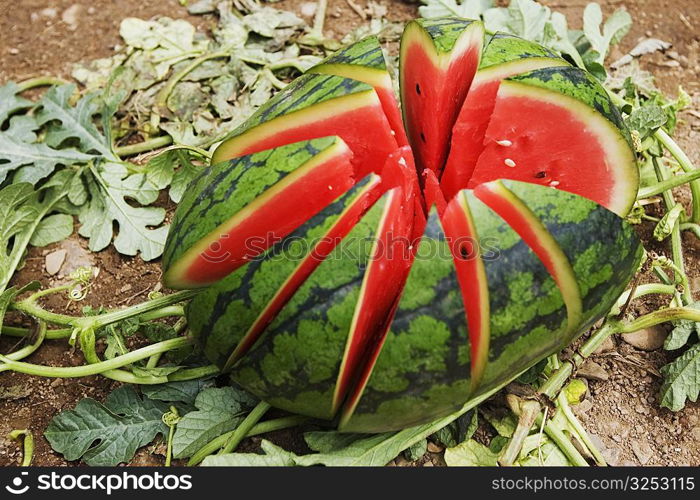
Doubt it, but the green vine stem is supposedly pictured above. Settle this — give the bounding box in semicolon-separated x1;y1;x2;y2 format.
4;321;47;362
636;168;700;199
8;429;34;466
500;398;540;466
219;402;272;455
12;289;198;329
187;415;309;466
163;406;181;467
556;392;606;466
156;51;230;110
654;157;692;304
1;325;71;339
536;412;588;466
0;337;188;377
17;76;70;92
655;128;700;223
115;136;173;158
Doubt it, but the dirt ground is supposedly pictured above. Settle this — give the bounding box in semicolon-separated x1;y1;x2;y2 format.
0;0;699;467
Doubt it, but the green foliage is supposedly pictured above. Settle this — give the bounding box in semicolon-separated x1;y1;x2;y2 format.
45;386;169;466
659;343;700;411
444;439;499;466
418;0;630;80
172;387;258;459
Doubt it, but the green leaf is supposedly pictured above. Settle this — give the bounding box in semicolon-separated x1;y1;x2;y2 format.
44;386;169;466
660;343;700;411
202;440;299;466
35;85;116;159
626;105;667;139
0;115;95;184
78;162;169;260
518;438;571;466
172;387;258;459
405;439;427;461
29;214;74;247
0;173;72;291
547;12;586;68
506;0;551;42
0;82;33;125
653;204;684;242
142;379;215;407
430;409;478;448
666;303;700;350
482;412;517;438
444;439;499;466
583;4;631;64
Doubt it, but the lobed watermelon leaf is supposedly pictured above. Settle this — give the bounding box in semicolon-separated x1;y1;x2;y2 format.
172;387;258;459
444;439;499;466
659;343;700;412
44;386;169;466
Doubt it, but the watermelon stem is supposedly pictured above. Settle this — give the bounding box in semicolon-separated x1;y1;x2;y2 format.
187;415;310;466
556;392;607;466
219;401;272;455
653;157;693;305
655;128;700;224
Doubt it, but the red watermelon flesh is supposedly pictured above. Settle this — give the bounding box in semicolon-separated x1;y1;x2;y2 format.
212;91;398;179
400;23;483;175
223;174;385;369
441;60;569;199
180;143;356;287
441;192;490;389
467;81;636;216
334;155;421;409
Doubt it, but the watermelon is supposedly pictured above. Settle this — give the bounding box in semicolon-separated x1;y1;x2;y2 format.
308;36;409;146
163;17;643;432
466;66;638;216
441;33;570;199
400;18;484;175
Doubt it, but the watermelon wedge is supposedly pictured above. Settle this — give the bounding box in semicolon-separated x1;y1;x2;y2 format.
163;18;644;432
441;33;569;199
466;67;638;216
400;18;484;175
308;36;409;146
163;137;356;288
211;74;398;177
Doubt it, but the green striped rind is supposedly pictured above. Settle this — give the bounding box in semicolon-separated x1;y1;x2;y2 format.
309;36;386;71
480;32;562;69
464;191;569;396
229;194;391;420
411;17;482;53
162;136;343;275
341;211;471;432
506;66;631;145
501;180;643;341
185;176;376;368
214;74;373;145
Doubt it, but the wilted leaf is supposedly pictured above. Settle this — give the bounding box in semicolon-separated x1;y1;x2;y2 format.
660;343;700;411
653;204;684;242
444;439;499;466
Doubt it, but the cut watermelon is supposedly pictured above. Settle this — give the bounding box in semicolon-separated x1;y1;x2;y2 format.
164;18;644;433
163;137;356;289
441;191;490;391
441;33;569;199
400;18;484;175
308;36;409;146
474;180;583;334
466;67;638;216
211;74;398;177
